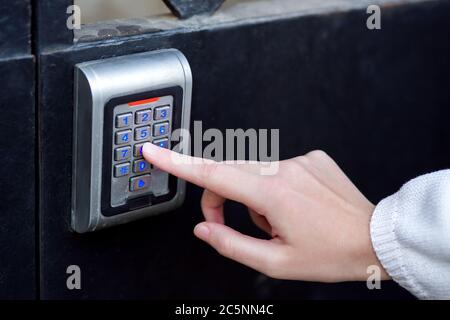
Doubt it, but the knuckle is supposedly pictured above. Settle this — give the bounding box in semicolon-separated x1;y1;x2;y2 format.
216;235;236;259
305;149;329;160
260;176;284;197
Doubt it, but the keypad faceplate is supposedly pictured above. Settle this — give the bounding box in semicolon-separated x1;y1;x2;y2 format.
110;95;173;207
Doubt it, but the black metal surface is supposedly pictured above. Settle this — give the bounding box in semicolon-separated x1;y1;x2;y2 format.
35;0;74;52
0;0;31;57
38;1;450;299
163;0;225;19
0;55;36;299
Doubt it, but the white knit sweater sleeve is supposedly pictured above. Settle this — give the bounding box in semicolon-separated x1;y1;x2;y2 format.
370;169;450;300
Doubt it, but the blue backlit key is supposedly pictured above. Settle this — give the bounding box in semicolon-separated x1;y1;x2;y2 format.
115;130;132;145
114;146;131;161
153;138;169;149
154;106;170;120
114;162;131;178
115;113;132;128
153;122;169;137
135;126;151;141
133;159;151;173
130;174;151;191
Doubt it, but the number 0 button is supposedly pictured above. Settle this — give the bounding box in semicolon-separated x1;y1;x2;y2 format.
115;130;132;145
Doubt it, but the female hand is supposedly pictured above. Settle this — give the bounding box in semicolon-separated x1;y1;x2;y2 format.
142;143;389;282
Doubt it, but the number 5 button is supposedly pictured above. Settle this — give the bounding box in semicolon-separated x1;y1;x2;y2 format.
135;126;150;141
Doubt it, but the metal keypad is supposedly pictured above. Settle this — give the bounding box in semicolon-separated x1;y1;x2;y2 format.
110;95;173;207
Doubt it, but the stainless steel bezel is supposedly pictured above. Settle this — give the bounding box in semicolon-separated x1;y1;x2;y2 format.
72;49;192;233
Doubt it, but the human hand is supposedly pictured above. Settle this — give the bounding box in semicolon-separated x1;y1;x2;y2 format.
142;143;389;282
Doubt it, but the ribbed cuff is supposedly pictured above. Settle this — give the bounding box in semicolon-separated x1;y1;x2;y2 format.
370;194;427;299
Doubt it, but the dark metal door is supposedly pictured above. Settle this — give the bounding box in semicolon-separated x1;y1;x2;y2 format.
0;0;36;299
3;0;450;299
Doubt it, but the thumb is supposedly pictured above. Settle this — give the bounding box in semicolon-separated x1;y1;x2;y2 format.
194;222;285;278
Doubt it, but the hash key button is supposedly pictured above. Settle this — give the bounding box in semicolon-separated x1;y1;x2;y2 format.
114;162;131;178
130;174;151;191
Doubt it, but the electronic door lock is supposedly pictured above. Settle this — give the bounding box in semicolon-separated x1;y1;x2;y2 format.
71;49;192;233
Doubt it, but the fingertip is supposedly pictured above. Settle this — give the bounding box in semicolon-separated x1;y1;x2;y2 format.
142;142;158;159
194;223;211;241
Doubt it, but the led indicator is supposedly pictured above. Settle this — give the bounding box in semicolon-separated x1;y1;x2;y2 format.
128;97;160;107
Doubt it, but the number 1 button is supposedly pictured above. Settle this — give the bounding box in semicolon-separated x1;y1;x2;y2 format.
116;113;132;128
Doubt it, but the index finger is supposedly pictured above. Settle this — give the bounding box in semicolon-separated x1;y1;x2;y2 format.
142;143;270;214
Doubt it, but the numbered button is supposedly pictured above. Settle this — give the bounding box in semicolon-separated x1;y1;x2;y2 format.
130;174;151;192
135;109;152;124
133;159;151;173
115;129;132;145
114;162;131;178
116;113;132;128
153;122;169;137
134;143;145;157
135;126;151;141
154;106;170;120
114;146;131;161
153;138;169;149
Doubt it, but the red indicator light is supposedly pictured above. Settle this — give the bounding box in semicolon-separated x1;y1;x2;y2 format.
128;97;160;107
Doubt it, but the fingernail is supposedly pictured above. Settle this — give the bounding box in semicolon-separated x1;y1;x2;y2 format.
142;142;157;156
194;223;210;241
